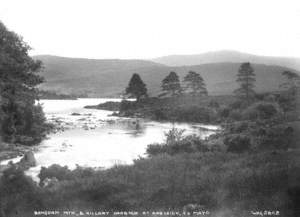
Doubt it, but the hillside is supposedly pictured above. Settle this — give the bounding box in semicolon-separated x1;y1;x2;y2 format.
152;50;300;71
34;55;296;97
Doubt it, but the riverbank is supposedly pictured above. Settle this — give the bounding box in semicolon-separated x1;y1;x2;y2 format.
85;95;236;124
0;142;31;162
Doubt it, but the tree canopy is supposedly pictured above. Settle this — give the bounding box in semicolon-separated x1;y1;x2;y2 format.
234;62;256;105
125;73;147;101
281;70;300;93
183;71;207;96
161;71;181;97
0;21;47;144
279;70;300;111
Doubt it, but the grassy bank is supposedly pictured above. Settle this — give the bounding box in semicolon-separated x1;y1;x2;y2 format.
0;149;298;217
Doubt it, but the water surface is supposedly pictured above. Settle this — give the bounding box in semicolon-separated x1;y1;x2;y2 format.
2;98;219;178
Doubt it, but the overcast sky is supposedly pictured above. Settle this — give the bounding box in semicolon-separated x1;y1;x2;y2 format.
1;0;299;59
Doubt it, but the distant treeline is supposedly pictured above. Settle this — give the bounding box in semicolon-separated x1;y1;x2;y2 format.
38;90;88;100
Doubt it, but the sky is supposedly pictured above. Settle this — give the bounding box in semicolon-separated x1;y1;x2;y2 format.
0;0;300;59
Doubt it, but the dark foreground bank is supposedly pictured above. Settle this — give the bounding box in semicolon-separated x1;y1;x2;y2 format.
0;148;299;217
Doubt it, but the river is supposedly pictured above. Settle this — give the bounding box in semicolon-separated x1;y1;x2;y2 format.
1;98;219;179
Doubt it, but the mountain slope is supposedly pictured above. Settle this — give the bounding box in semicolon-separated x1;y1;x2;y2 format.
34;55;296;97
152;50;300;71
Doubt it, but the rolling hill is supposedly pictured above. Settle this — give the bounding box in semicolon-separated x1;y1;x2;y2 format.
152;50;300;71
34;54;298;97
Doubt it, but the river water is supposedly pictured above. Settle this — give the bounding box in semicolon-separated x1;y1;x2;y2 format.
1;98;219;178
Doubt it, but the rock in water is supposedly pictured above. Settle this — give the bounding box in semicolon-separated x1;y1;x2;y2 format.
20;151;36;167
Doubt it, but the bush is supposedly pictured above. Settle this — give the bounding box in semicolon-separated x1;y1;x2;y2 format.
146;143;168;156
146;129;209;156
255;125;293;151
219;107;230;118
119;100;136;112
39;164;96;186
164;128;185;145
243;102;278;120
152;108;167;120
0;165;43;216
224;134;251;153
228;110;242;121
172;106;212;123
39;164;73;184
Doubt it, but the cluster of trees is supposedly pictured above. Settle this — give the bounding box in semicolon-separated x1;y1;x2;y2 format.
121;61;299;126
234;62;299;108
0;22;48;145
125;61;299;109
125;71;208;101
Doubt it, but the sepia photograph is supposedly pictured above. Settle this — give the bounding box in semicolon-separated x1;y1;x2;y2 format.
0;0;299;216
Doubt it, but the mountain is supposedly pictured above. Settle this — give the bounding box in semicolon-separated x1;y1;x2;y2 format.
152;50;300;71
34;54;297;97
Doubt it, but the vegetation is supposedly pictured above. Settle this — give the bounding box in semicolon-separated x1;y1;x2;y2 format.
0;22;49;145
161;71;182;97
234;62;256;105
280;70;300;111
84;101;121;111
183;71;207;96
38;90;87;100
125;73;147;101
0;141;298;216
117;96;222;123
36;55;299;97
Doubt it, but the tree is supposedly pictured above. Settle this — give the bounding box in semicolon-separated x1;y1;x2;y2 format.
280;70;300;111
234;62;256;105
161;71;181;97
125;73;147;101
281;71;300;94
183;71;207;96
0;21;47;144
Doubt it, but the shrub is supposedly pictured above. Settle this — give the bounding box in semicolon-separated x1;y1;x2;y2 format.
219;107;230;118
229;100;248;109
255;125;293;151
0;165;43;216
228;110;242;121
146;131;209;156
243;102;278;120
119;100;136;112
224;134;251;153
146;143;167;156
39;164;73;184
152;108;167;120
164;128;185;145
173;106;212;123
209;100;220;108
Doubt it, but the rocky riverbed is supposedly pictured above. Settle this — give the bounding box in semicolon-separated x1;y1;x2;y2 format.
0;98;220;181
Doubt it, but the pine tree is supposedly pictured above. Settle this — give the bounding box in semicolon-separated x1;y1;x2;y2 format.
183;71;207;96
281;71;300;95
161;71;181;97
280;70;300;110
234;62;256;105
125;73;147;101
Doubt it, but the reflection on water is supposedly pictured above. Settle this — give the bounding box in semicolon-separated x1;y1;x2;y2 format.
2;98;220;178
